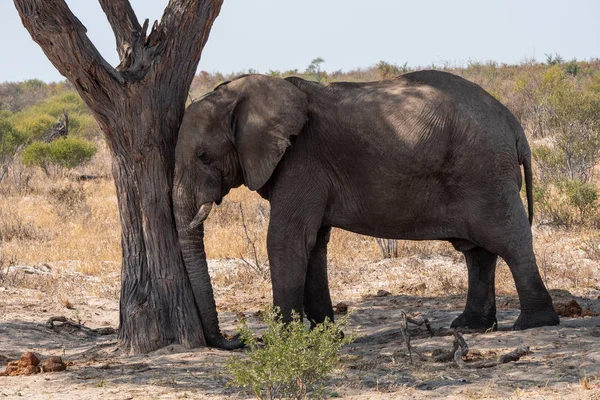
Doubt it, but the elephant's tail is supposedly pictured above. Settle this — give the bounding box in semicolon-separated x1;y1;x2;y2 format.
509;112;534;226
523;155;534;226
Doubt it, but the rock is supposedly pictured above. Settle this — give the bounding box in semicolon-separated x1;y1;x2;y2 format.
41;356;67;373
376;289;391;297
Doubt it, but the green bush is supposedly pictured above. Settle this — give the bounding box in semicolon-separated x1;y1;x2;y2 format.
22;137;96;175
535;180;598;227
565;59;580;76
0;113;28;157
226;307;354;400
531;68;600;183
12;91;100;140
0;113;29;183
49;137;97;169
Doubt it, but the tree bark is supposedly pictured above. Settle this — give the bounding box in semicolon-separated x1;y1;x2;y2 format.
13;0;223;353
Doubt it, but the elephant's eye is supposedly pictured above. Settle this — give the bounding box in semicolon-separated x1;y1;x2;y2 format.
197;151;211;164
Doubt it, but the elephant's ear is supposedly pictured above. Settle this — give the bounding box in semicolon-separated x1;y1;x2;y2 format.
229;76;308;191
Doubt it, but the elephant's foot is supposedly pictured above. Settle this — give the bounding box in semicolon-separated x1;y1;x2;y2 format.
451;312;498;331
513;308;559;330
206;333;245;350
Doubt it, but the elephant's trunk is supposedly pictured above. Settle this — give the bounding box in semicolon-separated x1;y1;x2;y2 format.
173;186;244;350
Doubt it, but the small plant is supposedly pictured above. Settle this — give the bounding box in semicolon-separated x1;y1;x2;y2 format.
226;307;354;400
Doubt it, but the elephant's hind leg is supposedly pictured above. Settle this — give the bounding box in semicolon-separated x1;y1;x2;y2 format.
304;227;334;327
451;246;499;330
477;198;559;330
499;242;559;330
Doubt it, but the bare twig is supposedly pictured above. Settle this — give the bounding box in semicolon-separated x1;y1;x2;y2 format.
46;316;116;337
451;330;470;368
399;311;426;363
451;330;532;369
238;203;268;279
405;315;435;337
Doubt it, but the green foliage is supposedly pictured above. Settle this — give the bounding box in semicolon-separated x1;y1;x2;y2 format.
49;137;97;169
0;112;29;182
226;307;354;400
0;112;28;158
535;180;598;227
376;61;409;80
563;180;598;221
306;57;326;82
22;137;96;175
12;90;99;140
547;73;600;182
545;53;564;66
565;59;580;76
21;141;51;172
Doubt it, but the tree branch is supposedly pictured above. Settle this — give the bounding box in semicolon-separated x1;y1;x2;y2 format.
13;0;123;127
156;0;224;79
98;0;142;71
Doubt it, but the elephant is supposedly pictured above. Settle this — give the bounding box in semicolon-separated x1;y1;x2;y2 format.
173;70;560;349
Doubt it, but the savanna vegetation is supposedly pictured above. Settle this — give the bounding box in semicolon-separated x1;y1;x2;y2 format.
1;57;600;398
4;56;600;269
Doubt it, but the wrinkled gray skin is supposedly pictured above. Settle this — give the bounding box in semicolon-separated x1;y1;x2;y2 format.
173;71;560;349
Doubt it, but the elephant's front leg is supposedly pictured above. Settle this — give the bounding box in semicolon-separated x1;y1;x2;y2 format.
451;246;499;330
266;211;323;322
304;226;334;327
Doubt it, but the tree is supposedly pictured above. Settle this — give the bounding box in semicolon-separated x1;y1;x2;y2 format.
13;0;224;353
306;57;325;82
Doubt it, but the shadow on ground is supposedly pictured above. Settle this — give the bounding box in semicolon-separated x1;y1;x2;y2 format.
1;291;599;399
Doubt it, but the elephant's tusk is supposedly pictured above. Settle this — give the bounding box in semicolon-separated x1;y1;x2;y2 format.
188;202;213;232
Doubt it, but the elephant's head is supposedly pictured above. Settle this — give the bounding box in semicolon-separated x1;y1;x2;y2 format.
173;75;308;349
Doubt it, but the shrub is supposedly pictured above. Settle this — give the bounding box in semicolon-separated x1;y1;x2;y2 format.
48;137;97;169
565;59;580;76
376;61;408;80
531;67;600;183
534;180;598;227
22;137;97;175
0;113;29;183
226;307;354;400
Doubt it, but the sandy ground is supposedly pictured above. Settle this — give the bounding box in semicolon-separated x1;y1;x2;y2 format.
1;258;600;399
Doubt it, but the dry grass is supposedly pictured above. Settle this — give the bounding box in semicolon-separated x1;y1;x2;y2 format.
0;147;121;281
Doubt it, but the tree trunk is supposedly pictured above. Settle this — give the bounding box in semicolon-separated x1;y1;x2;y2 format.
14;0;224;353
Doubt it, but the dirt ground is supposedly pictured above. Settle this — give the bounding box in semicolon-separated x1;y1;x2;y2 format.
1;257;600;399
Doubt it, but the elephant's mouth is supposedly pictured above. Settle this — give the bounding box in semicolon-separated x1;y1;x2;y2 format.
187;202;213;232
